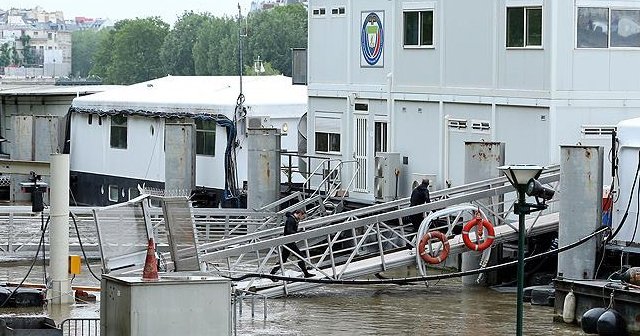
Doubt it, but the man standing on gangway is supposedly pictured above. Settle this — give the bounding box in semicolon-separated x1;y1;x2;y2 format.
270;209;316;278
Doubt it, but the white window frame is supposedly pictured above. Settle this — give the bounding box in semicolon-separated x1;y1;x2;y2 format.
315;132;341;154
108;185;119;202
374;120;389;153
195;119;216;157
506;5;544;49
312;7;327;18
110;115;127;149
315;114;342;155
575;5;640;49
331;7;346;17
402;5;435;49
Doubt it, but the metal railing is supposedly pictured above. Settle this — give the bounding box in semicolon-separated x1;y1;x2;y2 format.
198;166;560;297
59;318;100;336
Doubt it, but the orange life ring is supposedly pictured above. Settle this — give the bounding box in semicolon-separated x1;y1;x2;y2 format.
418;231;450;264
462;217;495;251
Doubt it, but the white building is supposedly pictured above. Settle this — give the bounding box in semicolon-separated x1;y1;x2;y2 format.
306;0;640;202
69;75;307;206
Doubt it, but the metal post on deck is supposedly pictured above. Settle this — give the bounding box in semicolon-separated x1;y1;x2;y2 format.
49;153;72;304
515;190;526;336
499;165;550;336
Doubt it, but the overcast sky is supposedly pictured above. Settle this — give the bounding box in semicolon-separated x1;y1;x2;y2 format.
2;0;254;25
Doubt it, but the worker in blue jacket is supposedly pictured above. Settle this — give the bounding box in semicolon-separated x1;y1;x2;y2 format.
270;209;315;278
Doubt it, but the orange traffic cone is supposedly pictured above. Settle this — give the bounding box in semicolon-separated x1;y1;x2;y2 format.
142;238;158;280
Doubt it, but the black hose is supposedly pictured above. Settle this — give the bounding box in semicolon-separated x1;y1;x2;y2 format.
1;216;49;307
40;212;47;285
70;212;101;281
222;226;611;285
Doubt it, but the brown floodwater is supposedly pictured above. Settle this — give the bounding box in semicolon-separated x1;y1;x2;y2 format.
0;263;585;335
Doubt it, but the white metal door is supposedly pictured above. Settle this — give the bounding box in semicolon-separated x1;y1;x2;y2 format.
354;115;368;192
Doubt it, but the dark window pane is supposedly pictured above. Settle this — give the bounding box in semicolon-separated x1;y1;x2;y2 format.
611;10;640;47
315;132;328;152
404;12;419;45
112;115;127;126
526;8;542;46
196;119;216;156
355;103;368;111
507;7;525;47
577;7;609;48
420;11;434;46
375;123;382;153
329;133;341;152
110;115;127;149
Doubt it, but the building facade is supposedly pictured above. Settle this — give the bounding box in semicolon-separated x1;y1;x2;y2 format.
306;0;640;202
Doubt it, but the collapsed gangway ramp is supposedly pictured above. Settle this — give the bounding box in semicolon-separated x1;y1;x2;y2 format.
201;166;560;298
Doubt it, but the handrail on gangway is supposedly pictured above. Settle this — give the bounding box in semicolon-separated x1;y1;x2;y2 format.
199;168;560;297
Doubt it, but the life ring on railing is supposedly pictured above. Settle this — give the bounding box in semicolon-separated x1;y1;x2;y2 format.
462;215;495;251
418;231;450;264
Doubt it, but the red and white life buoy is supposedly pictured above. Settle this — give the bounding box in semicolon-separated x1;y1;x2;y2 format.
462;216;495;251
418;231;450;264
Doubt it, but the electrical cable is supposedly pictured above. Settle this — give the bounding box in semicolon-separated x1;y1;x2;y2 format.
70;212;101;281
40;211;47;285
0;216;49;307
222;226;610;285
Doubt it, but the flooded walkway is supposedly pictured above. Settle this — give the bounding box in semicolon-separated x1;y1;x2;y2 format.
0;263;583;335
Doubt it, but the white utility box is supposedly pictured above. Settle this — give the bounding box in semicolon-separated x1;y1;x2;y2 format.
100;273;232;336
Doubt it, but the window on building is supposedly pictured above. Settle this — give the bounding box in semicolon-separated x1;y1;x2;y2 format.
506;6;542;47
577;7;609;48
128;187;140;200
374;122;388;153
315;132;341;153
110;115;127;149
312;8;326;16
404;10;434;47
331;7;346;16
196;119;216;156
577;7;640;48
315;115;341;154
611;10;640;47
108;185;119;202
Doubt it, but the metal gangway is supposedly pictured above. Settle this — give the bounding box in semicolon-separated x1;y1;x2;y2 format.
200;166;561;298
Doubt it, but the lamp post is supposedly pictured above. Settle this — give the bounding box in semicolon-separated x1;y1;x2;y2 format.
498;164;546;336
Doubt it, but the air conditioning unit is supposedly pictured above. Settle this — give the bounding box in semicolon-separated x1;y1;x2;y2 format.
374;152;401;202
247;116;271;129
410;173;437;194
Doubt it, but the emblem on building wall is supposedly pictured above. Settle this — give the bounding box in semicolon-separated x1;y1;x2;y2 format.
361;11;384;67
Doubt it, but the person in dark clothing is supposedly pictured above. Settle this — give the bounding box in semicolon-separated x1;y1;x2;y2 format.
270;209;316;278
409;179;431;232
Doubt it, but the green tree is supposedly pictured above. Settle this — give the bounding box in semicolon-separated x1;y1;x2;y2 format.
192;16;238;75
245;4;307;76
90;29;115;80
92;17;169;84
72;29;109;77
244;60;280;76
20;35;38;66
0;43;12;67
160;11;212;76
